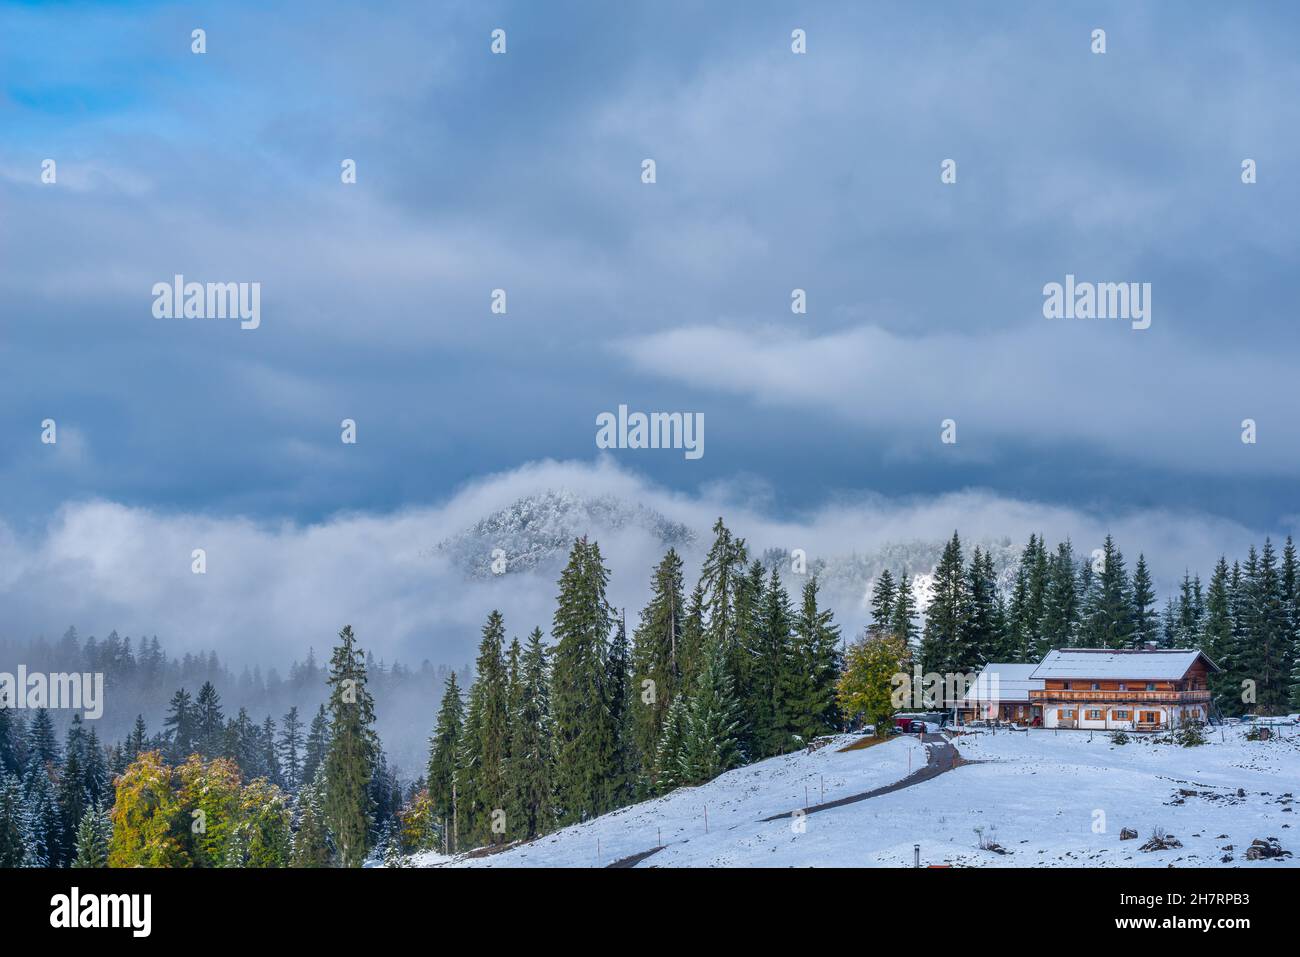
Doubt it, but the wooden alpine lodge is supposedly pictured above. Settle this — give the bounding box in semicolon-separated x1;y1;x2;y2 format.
959;648;1218;732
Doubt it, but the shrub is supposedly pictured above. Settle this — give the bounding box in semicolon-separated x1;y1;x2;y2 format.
1175;722;1207;747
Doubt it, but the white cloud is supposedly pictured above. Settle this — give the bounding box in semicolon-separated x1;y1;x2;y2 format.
613;322;1299;475
0;459;1274;668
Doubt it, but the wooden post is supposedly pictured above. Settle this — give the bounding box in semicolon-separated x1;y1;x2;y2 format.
704;805;709;834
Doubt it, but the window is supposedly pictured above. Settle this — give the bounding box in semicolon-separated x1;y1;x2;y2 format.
1086;709;1102;720
1063;681;1072;690
1114;710;1130;720
1146;683;1155;691
1091;682;1100;691
1118;683;1127;691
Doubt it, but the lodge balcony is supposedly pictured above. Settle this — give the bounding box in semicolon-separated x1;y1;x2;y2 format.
1029;689;1210;706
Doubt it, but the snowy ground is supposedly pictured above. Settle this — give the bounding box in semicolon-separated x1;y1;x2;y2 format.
408;726;1300;868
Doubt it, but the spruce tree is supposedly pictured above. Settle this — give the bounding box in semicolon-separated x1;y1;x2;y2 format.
1028;537;1051;644
1004;537;1050;660
290;769;332;867
227;707;260;776
0;772;26;867
679;583;708;693
1131;554;1158;647
749;567;795;758
278;706;304;793
1288;537;1300;711
1005;563;1031;660
920;532;971;675
1160;598;1180;649
426;672;463;831
628;550;685;794
194;681;225;757
322;625;378;867
126;714;150;763
654;695;689;794
550;537;618;824
869;570;897;638
790;577;842;741
27;708;59;771
678;640;744;786
57;716;90;865
605;611;631;805
162;689;195;762
1080;536;1135;649
962;546;999;667
21;764;60;867
0;709;20;777
1075;558;1096;642
699;519;749;669
507;628;553;838
1174;572;1204;647
368;747;399;838
1201;557;1238;716
82;728;108;811
1243;538;1290;713
730;559;766;756
891;572;919;647
302;705;330;788
71;803;111;868
458;611;510;846
1041;540;1079;652
260;715;280;786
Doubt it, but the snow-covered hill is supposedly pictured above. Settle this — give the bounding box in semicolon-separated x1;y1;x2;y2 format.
431;488;1021;618
407;726;1300;868
433;489;695;578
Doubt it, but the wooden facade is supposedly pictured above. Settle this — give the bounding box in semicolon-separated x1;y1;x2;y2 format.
957;663;1044;725
1028;650;1217;731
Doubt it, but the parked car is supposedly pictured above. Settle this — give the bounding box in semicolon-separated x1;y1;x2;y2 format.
894;718;935;734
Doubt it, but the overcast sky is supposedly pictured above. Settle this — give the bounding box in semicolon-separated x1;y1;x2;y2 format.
1;1;1297;662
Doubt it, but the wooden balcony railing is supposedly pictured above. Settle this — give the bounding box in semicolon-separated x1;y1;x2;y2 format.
1029;689;1209;704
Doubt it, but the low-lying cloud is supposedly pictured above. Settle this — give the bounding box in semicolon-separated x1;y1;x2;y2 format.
0;458;1274;670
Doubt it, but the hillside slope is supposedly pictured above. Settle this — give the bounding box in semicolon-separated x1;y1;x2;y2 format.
409;727;1300;868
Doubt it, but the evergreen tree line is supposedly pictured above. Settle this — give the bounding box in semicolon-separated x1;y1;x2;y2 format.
896;531;1300;716
0;625;409;868
417;520;843;852
0;626;470;772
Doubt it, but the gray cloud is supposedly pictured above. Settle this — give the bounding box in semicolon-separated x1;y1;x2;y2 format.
614;320;1298;476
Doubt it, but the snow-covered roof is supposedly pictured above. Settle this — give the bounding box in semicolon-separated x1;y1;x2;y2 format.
1029;648;1218;681
959;663;1044;705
